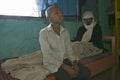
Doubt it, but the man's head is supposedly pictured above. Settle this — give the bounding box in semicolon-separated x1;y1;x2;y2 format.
45;5;64;24
82;11;94;25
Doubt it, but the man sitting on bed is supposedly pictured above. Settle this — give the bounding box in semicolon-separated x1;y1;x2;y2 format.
39;5;91;80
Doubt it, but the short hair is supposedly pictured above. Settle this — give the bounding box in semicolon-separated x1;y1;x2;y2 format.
45;5;60;18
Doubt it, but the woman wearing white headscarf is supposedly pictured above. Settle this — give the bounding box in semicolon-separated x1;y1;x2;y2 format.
71;11;106;59
74;11;104;50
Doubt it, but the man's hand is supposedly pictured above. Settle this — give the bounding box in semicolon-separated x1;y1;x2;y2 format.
61;63;79;78
72;61;80;73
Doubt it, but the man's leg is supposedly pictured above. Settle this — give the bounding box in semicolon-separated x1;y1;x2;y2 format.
76;62;91;80
54;68;73;80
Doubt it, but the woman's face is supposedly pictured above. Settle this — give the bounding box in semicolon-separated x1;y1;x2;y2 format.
83;17;93;25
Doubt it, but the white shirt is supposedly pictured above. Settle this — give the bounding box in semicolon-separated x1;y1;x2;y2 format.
39;24;79;73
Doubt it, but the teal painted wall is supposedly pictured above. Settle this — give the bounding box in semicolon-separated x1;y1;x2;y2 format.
0;0;111;59
0;18;81;59
98;0;111;36
0;18;45;59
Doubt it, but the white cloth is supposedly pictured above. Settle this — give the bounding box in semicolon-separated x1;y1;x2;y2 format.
1;50;49;80
81;22;96;42
39;24;79;73
72;41;103;59
81;11;96;42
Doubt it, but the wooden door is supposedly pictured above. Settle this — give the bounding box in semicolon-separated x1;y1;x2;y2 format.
115;0;120;55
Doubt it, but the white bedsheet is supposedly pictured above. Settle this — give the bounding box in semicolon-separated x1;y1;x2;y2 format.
1;50;49;80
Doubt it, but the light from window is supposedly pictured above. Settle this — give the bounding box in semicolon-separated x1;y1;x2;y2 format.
0;0;41;17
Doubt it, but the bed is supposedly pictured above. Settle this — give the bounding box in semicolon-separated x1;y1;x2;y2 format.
81;36;118;80
0;36;118;80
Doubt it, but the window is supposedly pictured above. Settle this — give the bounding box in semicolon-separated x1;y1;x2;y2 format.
38;0;79;16
0;0;40;17
0;0;79;17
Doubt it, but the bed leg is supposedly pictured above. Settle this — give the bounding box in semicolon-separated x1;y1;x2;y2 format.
112;66;117;80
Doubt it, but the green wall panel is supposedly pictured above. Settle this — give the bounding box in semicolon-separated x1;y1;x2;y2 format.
0;18;81;59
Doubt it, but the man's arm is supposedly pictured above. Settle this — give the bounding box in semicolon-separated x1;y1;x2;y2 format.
61;63;79;78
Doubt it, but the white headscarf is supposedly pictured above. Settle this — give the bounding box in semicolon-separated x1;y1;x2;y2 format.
81;11;96;42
